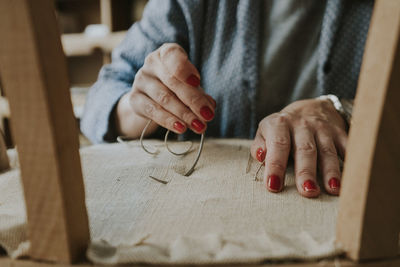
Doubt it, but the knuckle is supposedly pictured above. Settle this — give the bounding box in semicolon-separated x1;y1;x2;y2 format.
173;59;187;77
144;51;157;66
160;43;186;60
298;118;311;128
130;84;140;95
189;93;204;107
254;129;264;142
269;113;289;125
258;117;269;129
335;127;348;138
319;144;336;156
135;69;145;83
297;168;315;178
312;117;328;129
165;72;176;83
268;161;286;172
160;43;178;50
181;110;195;122
312;116;325;124
278;112;290;121
143;102;157;116
165;116;177;128
270;136;290;149
128;90;140;105
156;90;172;105
296;142;316;154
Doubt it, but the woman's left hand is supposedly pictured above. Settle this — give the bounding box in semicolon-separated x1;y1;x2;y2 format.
251;98;347;198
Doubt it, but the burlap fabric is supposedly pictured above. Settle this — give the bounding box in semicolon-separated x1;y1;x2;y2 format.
0;139;342;264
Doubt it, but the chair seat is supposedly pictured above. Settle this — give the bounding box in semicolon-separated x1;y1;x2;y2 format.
0;139;341;265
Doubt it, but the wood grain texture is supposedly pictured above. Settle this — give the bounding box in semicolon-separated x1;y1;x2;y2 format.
336;0;400;261
0;0;89;263
0;127;10;172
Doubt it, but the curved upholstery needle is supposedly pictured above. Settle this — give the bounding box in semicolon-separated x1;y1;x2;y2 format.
140;120;160;155
164;130;193;156
138;120;205;176
183;133;205;176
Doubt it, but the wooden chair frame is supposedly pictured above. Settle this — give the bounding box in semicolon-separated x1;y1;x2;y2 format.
0;0;399;266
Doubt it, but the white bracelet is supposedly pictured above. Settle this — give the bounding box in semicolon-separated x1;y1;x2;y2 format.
317;94;352;125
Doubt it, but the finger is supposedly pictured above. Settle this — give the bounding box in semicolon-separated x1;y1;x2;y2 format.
192;85;216;109
262;115;291;193
316;131;341;195
158;43;201;86
205;94;217;109
333;127;348;159
129;91;196;134
134;70;206;134
293;123;320;198
144;45;215;123
251;129;266;163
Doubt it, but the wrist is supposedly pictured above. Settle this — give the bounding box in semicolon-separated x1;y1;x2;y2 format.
317;94;353;128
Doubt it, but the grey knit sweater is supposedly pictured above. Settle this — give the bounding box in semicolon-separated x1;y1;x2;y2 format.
81;0;374;144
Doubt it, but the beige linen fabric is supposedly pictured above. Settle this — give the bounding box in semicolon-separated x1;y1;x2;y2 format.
0;139;342;264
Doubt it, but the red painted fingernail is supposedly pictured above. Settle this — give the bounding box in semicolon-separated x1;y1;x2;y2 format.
303;180;318;192
200;106;214;120
256;148;266;162
328;177;340;190
267;175;281;192
173;121;185;133
186;74;200;87
208;95;217;108
191;119;205;132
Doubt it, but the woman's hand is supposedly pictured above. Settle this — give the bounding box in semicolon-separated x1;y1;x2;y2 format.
251;99;347;198
116;43;216;138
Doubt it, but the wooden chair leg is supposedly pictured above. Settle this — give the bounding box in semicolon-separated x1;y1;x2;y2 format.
336;0;400;261
0;116;10;172
0;0;89;263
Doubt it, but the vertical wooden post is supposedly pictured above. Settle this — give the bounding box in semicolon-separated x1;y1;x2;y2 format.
100;0;113;31
0;0;90;263
100;0;113;64
336;0;400;261
0;128;10;172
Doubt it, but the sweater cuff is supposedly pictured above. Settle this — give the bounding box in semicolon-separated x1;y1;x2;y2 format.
81;80;131;144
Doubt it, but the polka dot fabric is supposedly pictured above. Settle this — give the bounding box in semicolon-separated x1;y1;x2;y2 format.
318;0;374;99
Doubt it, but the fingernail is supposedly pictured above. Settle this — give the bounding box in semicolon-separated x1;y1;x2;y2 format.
208;95;217;108
256;148;266;162
200;106;214;120
191;119;205;132
303;180;318;192
267;175;281;192
173;121;185;133
186;74;200;87
328;177;340;190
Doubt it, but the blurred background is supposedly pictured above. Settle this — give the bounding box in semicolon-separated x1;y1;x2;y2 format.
0;0;148;147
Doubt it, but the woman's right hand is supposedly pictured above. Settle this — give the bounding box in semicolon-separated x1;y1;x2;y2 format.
115;43;216;139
